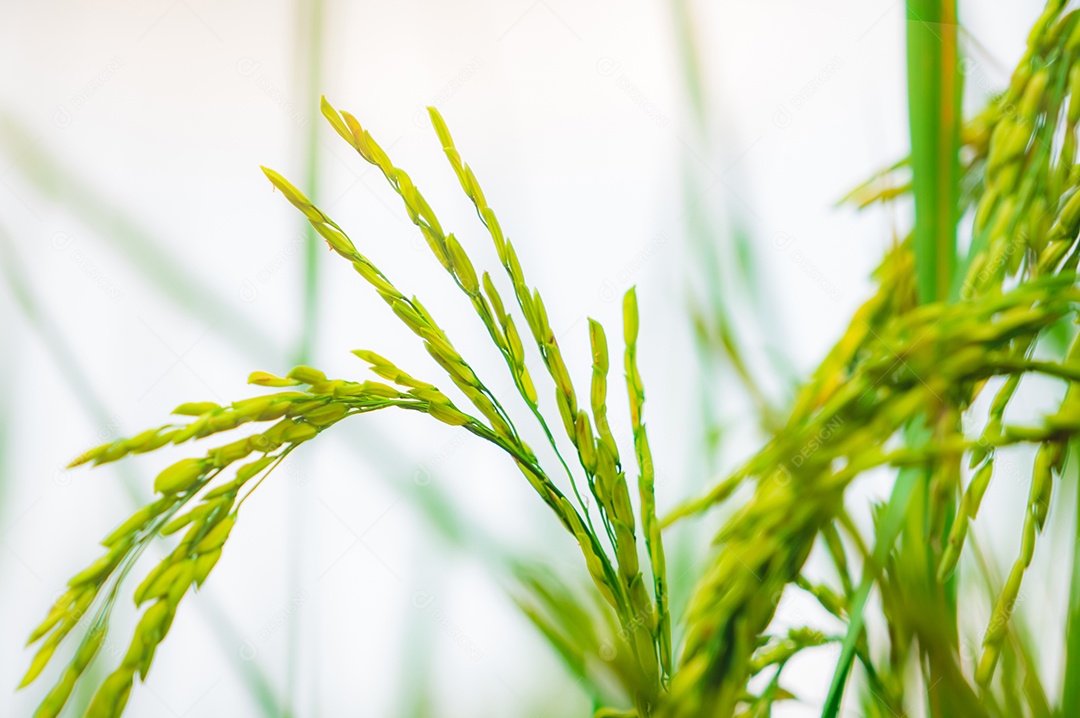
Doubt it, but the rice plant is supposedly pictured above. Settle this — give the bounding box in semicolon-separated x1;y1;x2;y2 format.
20;1;1080;715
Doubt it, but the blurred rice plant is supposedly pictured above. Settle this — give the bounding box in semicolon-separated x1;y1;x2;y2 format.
670;0;791;445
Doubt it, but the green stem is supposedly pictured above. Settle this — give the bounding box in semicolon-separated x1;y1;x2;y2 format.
905;5;962;713
1064;443;1080;714
906;0;961;304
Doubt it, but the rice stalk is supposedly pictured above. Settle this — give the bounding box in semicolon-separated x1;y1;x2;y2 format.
22;104;670;717
902;3;963;714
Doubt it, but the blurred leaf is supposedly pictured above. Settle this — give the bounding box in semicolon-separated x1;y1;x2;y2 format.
0;111;279;361
823;450;925;718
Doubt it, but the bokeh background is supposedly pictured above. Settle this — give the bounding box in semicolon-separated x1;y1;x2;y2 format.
0;1;1053;715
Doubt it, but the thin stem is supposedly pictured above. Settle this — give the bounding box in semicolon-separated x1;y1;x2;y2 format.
286;0;325;712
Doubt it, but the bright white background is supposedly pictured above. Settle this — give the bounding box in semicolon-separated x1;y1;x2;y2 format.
0;1;1049;716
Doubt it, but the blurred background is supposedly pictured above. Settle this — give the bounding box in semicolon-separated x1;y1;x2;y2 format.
0;0;1052;715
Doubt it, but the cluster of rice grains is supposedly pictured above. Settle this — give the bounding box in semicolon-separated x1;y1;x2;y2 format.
22;101;670;717
23;370;460;716
24;2;1080;715
663;3;1080;716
